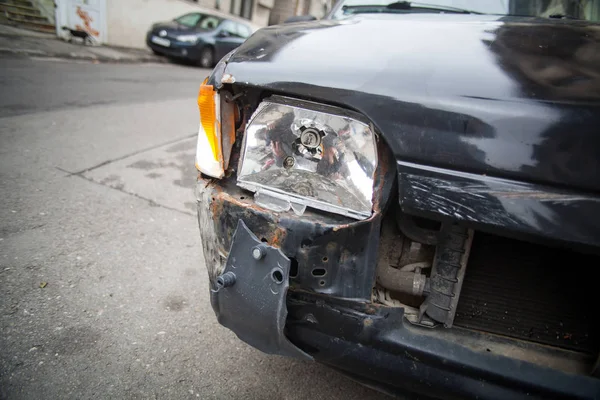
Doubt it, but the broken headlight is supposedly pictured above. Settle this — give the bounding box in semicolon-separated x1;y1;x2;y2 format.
237;96;377;220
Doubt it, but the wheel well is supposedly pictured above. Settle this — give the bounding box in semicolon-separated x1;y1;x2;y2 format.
197;45;216;67
201;44;215;55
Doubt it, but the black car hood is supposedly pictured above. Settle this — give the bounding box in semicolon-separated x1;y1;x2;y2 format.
225;14;600;193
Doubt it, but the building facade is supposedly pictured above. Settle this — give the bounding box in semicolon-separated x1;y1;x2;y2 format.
55;0;333;49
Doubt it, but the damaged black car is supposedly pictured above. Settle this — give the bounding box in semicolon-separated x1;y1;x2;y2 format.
194;0;600;398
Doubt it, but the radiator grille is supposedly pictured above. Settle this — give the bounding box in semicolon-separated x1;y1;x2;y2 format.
454;233;600;355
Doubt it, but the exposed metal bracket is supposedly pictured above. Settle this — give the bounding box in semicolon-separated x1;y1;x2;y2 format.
210;219;312;360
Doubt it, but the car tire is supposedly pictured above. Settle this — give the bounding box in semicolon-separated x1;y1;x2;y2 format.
198;47;214;69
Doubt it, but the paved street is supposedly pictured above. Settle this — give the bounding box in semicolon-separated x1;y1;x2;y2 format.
0;56;388;399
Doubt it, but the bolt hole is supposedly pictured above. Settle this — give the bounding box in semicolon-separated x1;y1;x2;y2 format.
240;196;245;200
322;256;328;262
289;258;299;278
312;268;326;277
486;348;491;352
216;277;224;288
319;280;325;286
272;269;284;283
261;237;268;243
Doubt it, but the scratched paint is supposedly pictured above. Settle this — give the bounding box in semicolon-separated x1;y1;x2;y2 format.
397;161;600;248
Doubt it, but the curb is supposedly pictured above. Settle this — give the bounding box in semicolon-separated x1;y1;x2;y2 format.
0;47;168;64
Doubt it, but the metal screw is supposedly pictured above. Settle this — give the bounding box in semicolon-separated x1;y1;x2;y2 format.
251;245;266;260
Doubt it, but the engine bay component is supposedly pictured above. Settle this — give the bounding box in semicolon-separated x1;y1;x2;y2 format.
375;213;435;299
421;224;474;328
396;211;440;245
376;263;428;296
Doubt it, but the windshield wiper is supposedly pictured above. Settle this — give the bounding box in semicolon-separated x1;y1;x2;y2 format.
396;1;480;13
342;1;481;14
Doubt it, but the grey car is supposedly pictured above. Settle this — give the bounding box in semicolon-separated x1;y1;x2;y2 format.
146;12;253;68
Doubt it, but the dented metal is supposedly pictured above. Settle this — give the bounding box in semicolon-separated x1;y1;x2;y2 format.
397;160;600;248
197;136;394;299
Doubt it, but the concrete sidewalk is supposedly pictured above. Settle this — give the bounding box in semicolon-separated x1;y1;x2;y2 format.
0;23;165;63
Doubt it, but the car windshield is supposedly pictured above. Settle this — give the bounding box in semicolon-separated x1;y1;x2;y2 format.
331;0;600;21
174;13;223;29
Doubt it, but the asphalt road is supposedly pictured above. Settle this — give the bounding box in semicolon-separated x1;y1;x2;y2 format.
0;56;389;399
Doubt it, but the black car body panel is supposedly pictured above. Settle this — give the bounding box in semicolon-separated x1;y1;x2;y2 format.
286;293;600;400
197;12;600;399
397;160;600;249
225;14;600;194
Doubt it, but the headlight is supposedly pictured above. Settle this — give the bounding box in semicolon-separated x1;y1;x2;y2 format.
176;34;198;43
237;96;377;220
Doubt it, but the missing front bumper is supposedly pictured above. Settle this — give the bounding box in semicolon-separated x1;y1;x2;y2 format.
196;177;392;300
195;136;394;359
194;162;600;398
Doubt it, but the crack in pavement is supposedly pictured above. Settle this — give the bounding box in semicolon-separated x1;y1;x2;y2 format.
55;133;198;217
64;171;196;217
70;132;197;176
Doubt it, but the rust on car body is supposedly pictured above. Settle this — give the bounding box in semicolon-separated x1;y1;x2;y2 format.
196;132;395;299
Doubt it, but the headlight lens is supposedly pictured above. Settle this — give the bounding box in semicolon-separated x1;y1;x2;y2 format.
176;34;198;43
237;96;377;220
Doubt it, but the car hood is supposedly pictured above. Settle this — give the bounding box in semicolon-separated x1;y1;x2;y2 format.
225;14;600;193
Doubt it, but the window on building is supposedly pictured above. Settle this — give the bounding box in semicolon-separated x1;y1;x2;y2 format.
230;0;254;20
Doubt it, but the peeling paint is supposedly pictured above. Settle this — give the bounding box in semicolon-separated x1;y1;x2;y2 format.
221;73;236;84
